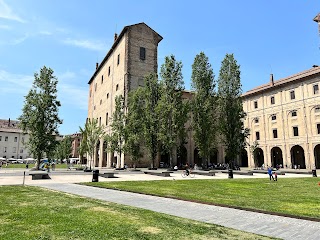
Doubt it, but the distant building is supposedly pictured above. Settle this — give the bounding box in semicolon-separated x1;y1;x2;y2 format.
0;118;30;159
66;132;82;158
242;66;320;169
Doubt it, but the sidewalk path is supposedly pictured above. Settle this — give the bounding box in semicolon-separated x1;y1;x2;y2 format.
34;183;320;240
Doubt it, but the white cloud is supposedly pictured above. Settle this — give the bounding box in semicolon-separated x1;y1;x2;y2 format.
0;24;10;29
11;34;28;45
39;31;52;36
0;69;88;111
62;38;106;52
0;0;25;23
0;70;33;94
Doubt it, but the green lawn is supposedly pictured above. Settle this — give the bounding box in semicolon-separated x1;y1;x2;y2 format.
85;178;320;220
0;186;274;240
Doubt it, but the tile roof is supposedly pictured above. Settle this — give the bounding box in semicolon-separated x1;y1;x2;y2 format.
242;66;320;98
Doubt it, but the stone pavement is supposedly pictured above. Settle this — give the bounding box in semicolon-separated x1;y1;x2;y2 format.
32;182;320;240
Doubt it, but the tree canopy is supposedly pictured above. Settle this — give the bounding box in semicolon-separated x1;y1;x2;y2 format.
18;66;62;169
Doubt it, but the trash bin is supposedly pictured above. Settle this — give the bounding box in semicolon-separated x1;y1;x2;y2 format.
312;169;317;177
228;169;233;179
92;170;99;182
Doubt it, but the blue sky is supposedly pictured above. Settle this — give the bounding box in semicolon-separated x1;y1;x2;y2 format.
0;0;319;135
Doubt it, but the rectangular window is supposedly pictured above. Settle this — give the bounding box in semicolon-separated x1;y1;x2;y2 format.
273;129;278;139
4;147;7;153
290;90;295;100
20;149;23;153
95;83;97;92
14;137;17;142
117;54;120;65
106;113;108;125
293;126;299;136
316;107;320;113
254;101;258;109
108;66;111;76
140;47;146;60
116;84;119;91
13;147;16;153
5;136;8;141
317;124;320;134
271;96;275;105
255;132;260;140
271;115;276;121
100;99;102;105
313;84;319;95
107;93;109;99
99;117;101;126
254;118;259;123
101;75;104;84
0;136;2;141
291;111;297;117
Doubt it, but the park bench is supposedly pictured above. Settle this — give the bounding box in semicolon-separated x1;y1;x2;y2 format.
99;172;117;178
221;170;253;175
29;171;51;180
144;171;172;177
192;170;216;176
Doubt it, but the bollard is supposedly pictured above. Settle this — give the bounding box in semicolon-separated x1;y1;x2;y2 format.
312;169;317;177
23;171;26;186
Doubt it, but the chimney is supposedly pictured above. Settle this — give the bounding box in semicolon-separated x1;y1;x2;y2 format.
270;74;274;86
114;33;118;42
96;62;99;70
8;118;10;126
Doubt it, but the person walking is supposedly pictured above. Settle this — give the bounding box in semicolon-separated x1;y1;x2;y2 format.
267;166;274;181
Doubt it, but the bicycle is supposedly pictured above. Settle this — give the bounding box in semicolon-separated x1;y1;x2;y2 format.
181;169;195;178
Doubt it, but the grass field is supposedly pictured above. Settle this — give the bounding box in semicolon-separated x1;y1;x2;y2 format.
0;186;274;240
85;178;320;220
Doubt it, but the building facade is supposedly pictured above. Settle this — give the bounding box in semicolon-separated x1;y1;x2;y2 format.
87;23;163;168
242;66;320;169
0;119;31;159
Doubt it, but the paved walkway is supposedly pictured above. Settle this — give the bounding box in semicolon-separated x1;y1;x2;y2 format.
33;182;320;240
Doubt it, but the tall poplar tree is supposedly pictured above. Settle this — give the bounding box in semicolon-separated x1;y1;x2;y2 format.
191;52;217;168
143;73;161;168
157;55;188;168
106;95;126;168
124;88;145;167
18;66;62;170
217;54;247;169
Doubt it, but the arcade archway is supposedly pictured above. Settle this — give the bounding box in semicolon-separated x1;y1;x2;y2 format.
253;148;264;168
291;145;306;169
177;145;187;167
194;148;202;167
271;147;283;168
314;144;320;169
241;149;248;167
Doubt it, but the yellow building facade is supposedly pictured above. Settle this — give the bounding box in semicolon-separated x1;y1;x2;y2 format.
242;66;320;169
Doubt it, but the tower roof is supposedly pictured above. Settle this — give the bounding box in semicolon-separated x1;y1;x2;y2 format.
88;23;162;84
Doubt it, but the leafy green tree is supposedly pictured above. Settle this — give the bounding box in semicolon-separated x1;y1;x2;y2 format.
157;55;188;168
18;66;62;170
143;73;161;168
105;95;126;168
217;54;248;169
81;118;105;170
191;52;217;168
124;88;145;168
250;140;260;168
78;127;88;164
54;136;72;163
